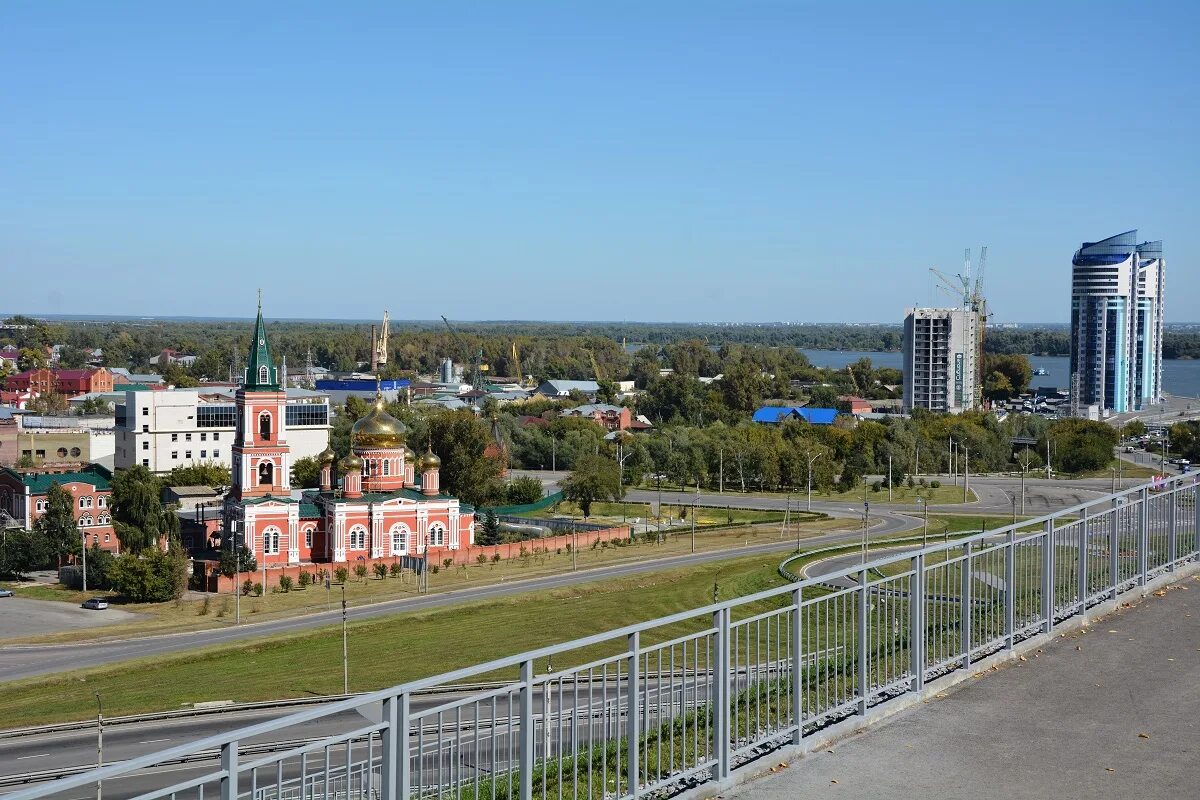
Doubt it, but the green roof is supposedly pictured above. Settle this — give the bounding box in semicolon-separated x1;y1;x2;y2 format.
114;383;153;392
240;494;296;506
243;297;280;391
4;464;113;494
299;502;321;519
316;487;461;505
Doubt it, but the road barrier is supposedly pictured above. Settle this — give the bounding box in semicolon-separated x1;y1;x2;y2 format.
4;473;1197;800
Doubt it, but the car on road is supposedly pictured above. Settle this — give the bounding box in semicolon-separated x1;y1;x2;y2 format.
0;589;13;598
81;597;109;610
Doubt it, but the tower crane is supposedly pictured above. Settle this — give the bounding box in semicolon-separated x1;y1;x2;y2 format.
929;246;989;407
441;315;486;391
370;311;390;372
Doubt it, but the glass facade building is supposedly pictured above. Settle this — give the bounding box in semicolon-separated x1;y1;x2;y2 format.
1069;230;1165;414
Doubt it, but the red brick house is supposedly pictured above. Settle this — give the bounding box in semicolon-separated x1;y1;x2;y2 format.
0;463;119;552
6;368;113;398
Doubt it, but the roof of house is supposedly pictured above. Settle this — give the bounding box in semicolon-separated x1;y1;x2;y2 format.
568;403;625;415
537;379;600;394
752;406;838;425
165;485;221;498
2;463;113;493
111;369;165;384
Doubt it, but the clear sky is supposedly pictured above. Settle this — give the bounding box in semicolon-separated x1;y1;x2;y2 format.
3;1;1196;323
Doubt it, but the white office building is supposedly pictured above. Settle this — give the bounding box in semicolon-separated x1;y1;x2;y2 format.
115;388;331;475
902;307;979;414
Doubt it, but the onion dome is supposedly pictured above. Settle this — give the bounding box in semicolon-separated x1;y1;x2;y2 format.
338;453;363;472
318;445;337;465
419;448;441;472
403;447;416;464
351;389;407;449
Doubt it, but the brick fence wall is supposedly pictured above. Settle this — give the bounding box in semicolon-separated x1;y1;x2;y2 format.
198;525;632;593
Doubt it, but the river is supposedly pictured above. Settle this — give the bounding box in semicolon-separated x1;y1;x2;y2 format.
800;349;1200;398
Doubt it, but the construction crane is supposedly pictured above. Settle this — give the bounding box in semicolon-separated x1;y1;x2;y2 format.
370;311;390;372
511;342;528;386
441;315;485;391
929;246;989;407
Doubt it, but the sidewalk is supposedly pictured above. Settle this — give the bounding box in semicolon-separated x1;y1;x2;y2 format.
725;574;1200;800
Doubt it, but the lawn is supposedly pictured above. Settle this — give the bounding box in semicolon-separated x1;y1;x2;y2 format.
634;483;971;505
517;500;818;527
0;517;850;645
0;552;795;728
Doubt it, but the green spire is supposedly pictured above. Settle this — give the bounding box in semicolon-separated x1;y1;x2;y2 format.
244;290;279;390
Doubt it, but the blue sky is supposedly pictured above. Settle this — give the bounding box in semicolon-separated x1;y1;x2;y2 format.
3;1;1196;323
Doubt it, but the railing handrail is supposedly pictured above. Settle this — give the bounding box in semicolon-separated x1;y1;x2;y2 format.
4;470;1196;800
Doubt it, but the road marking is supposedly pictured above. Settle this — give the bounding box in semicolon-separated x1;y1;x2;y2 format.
16;753;50;760
139;738;171;744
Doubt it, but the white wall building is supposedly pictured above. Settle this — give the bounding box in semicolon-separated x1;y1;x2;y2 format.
902;307;979;414
115;388;331;474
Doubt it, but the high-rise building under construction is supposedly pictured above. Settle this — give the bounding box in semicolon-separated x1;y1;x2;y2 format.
902;307;979;414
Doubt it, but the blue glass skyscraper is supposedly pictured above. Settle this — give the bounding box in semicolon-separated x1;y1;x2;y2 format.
1069;231;1165;414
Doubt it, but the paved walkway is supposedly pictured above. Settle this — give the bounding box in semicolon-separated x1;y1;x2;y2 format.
728;573;1200;800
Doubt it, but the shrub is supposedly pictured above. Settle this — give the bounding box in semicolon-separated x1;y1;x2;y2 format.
107;547;188;603
871;480;883;492
504;476;545;506
930;480;941;489
252;581;263;597
442;557;453;569
335;567;349;584
298;570;312;588
372;563;386;579
354;564;368;581
565;542;572;553
591;540;600;550
278;574;293;593
491;553;501;563
476;553;487;564
199;596;211;616
242;578;254;596
389;562;403;578
518;544;528;559
431;565;440;575
906;476;915;489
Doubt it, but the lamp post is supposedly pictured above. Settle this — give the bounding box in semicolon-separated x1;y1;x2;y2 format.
859;502;870;564
916;496;928;548
81;530;88;592
341;584;349;695
805;451;822;512
962;445;970;502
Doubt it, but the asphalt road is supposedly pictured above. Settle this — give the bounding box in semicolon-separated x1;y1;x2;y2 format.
0;521;913;684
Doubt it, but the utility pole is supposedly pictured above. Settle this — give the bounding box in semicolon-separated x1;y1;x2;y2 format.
81;531;88;592
918;497;929;547
572;524;578;570
949;436;956;485
341;584;349;695
963;447;970;502
552;438;556;473
690;502;696;554
95;693;103;800
780;496;790;539
915;442;920;479
1046;437;1051;480
887;454;893;502
860;502;870;564
718;446;724;494
806;451;821;512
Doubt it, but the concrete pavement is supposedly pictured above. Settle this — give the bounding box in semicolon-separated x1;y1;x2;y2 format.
723;575;1200;800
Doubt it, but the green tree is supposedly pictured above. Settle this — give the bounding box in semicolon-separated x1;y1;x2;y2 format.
111;465;165;554
74;396;113;415
57;345;88;369
108;543;188;602
27;391;68;415
478;510;501;545
0;528;48;578
427;410;503;507
290;456;321;489
504;476;545;505
17;347;48;371
1041;419;1118;474
1122;420;1147;440
218;545;257;577
982;354;1033;400
162;462;231;488
83;543;115;589
561;454;623;518
34;483;81;568
161;362;200;388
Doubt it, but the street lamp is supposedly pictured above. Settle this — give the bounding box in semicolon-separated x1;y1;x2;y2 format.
94;692;104;800
805;451;822;513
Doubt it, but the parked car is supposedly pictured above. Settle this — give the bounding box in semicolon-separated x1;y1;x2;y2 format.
81;597;109;610
0;589;13;598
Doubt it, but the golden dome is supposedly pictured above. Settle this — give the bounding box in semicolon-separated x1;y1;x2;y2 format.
351;392;407;449
318;446;337;464
403;448;415;464
419;448;441;472
338;453;363;472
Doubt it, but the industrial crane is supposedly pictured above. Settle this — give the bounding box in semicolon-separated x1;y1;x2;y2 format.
929;246;989;407
370;311;390;372
441;315;486;391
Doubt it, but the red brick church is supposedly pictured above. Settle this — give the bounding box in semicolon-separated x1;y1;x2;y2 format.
223;299;475;569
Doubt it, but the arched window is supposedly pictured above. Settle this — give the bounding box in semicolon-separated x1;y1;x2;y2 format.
389;523;410;555
348;526;368;550
362;459;372;477
97;496;107;508
79;515;92;527
262;526;281;555
259;365;270;385
259;412;272;441
428;523;446;547
382;459;390;476
258;461;274;485
304;527;314;548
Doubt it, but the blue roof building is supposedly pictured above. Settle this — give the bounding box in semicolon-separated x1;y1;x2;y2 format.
751;406;838;425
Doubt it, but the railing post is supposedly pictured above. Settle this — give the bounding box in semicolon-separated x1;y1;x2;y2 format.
519;659;534;800
1109;502;1120;599
1138;488;1149;588
1077;509;1089;610
1168;487;1178;571
910;553;925;691
960;542;972;668
380;694;398;800
857;569;869;714
398;692;411;800
626;631;640;798
790;588;803;745
712;608;730;781
220;740;238;800
1194;483;1200;558
1004;531;1015;649
1041;520;1054;633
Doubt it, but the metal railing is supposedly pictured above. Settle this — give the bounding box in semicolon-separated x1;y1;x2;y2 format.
6;474;1199;800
